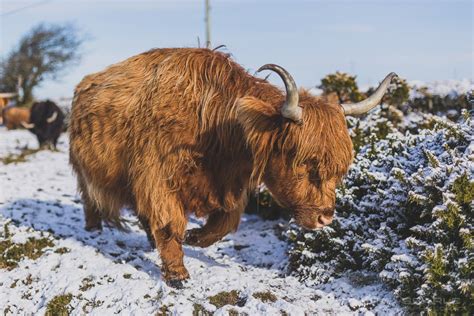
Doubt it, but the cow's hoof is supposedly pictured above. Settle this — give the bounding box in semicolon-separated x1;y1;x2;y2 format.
184;229;218;248
166;278;186;289
184;228;200;245
85;224;102;232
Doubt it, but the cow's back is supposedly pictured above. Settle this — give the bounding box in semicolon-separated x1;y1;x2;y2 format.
71;48;253;169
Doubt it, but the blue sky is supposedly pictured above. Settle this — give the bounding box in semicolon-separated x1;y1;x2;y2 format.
1;0;472;99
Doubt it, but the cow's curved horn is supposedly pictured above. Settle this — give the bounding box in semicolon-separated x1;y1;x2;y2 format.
257;64;302;123
21;121;35;129
46;111;58;123
342;72;398;116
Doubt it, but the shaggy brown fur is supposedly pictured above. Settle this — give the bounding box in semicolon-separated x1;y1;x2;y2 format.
69;48;353;285
2;107;30;130
0;97;8;124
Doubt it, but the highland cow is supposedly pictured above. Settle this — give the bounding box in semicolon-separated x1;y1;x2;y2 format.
2;106;30;130
69;48;396;287
21;100;64;149
0;92;16;125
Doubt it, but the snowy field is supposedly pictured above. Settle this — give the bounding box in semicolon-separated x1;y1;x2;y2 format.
0;128;403;315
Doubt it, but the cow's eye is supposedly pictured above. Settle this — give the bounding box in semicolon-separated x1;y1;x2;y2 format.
309;169;318;181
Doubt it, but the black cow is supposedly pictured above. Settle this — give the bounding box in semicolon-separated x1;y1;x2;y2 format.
22;100;64;148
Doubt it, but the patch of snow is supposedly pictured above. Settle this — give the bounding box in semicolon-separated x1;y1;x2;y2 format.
0;128;401;315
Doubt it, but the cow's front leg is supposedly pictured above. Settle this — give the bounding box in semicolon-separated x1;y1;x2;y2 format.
185;209;242;247
151;218;189;288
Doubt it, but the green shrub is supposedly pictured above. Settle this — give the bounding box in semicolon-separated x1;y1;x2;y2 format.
286;111;473;313
318;72;364;103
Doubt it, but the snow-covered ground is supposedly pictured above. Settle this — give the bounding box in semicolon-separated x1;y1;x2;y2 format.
0;128;401;315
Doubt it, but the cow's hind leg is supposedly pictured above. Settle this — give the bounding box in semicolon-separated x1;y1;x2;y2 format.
185;209;242;248
137;214;155;248
77;176;102;231
83;199;103;231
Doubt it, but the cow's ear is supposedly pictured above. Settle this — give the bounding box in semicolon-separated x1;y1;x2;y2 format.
236;96;279;136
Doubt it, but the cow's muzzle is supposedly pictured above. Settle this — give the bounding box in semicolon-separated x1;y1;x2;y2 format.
295;207;334;230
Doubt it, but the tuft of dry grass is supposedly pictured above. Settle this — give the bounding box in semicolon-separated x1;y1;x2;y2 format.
54;247;71;254
0;147;42;164
79;276;95;292
45;294;73;316
253;291;277;303
208;290;246;308
192;303;212;316
155;304;173;316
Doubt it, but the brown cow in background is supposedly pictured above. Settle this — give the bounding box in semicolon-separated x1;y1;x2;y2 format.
0;93;16;125
69;48;396;287
2;106;30;130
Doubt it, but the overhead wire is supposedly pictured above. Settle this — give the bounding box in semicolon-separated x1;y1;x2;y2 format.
1;0;53;17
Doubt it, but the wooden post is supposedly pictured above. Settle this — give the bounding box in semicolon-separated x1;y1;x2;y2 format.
205;0;211;48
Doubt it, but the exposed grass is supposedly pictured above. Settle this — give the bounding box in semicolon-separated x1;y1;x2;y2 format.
0;234;54;270
45;294;73;316
0;147;42;164
81;298;104;313
54;247;71;254
22;274;34;286
156;304;173;316
2;222;11;239
3;305;13;315
228;309;239;316
145;289;164;306
192;303;212;316
10;279;18;288
208;290;245;308
253;291;277;303
79;276;95;292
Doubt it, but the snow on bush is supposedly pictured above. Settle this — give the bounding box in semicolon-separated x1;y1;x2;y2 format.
286;106;473;314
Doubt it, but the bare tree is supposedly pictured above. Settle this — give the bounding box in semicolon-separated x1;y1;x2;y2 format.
0;23;83;106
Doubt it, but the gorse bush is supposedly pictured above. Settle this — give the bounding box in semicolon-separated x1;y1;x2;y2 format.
383;76;410;107
319;72;364;103
286;110;473;314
